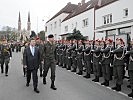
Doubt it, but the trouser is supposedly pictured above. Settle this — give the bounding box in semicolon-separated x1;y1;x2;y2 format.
67;58;71;69
27;69;38;89
128;70;133;89
84;61;91;74
77;58;83;72
72;57;77;69
39;63;43;76
102;64;110;81
43;60;56;81
23;67;27;76
1;58;10;74
113;65;124;85
93;63;100;77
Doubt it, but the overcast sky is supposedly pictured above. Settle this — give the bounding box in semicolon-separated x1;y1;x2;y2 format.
0;0;81;33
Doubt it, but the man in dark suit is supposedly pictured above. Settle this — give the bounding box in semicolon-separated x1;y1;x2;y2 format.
23;38;40;93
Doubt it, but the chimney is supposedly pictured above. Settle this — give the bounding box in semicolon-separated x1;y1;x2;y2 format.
81;0;85;5
78;3;81;7
67;2;71;5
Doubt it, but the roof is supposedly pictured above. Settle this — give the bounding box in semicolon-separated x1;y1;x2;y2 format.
46;2;78;23
62;0;118;22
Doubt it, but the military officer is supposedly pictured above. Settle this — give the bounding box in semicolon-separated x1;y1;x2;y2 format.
42;34;57;90
0;39;12;76
111;38;125;91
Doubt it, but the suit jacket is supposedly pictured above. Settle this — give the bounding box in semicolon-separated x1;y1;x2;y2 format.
23;46;40;70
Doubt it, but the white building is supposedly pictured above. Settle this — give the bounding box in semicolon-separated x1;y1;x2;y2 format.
95;0;133;44
61;0;96;40
45;2;78;40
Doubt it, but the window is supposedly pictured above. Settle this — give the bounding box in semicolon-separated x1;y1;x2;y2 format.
107;30;116;36
83;18;88;27
72;24;74;29
59;19;61;26
45;26;47;32
51;24;52;31
54;21;57;28
75;22;77;28
103;14;112;25
123;8;128;17
65;26;68;32
119;27;131;34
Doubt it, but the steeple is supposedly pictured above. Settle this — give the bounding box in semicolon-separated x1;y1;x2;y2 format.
18;11;21;31
27;12;31;31
28;12;30;22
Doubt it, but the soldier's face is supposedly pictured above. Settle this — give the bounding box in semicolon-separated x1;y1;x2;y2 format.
48;37;54;42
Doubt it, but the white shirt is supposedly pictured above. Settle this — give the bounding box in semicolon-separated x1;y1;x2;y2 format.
30;45;35;56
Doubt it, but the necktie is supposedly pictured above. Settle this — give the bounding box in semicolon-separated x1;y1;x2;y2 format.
32;47;34;56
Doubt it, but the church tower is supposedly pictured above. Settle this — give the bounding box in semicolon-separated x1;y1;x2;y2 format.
27;12;31;32
18;11;21;32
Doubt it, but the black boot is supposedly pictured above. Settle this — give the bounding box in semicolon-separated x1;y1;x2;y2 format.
101;81;106;85
116;84;121;91
43;78;46;85
112;84;117;90
104;80;109;86
76;71;83;75
92;77;97;81
34;88;40;93
93;76;99;82
128;89;133;97
71;68;76;72
83;74;90;79
50;81;57;90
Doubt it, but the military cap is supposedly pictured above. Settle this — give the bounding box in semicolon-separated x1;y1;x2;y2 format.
48;34;54;38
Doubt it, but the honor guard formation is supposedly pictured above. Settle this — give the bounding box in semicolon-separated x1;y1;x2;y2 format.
55;37;133;98
1;35;133;98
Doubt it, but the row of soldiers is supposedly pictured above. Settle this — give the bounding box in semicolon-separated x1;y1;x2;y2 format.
55;38;133;98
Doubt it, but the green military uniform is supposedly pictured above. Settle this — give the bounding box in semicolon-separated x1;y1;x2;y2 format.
92;46;101;82
76;45;83;75
112;46;125;91
43;41;56;81
83;45;92;78
66;44;72;70
0;44;12;76
101;45;112;86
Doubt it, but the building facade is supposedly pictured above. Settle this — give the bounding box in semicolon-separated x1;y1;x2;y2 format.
45;0;133;43
95;0;133;44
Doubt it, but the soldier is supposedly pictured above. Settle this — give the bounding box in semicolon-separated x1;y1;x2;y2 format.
111;38;126;91
0;39;12;76
76;40;84;75
101;38;113;86
42;34;57;90
66;40;73;70
36;37;44;77
126;39;133;97
69;39;77;72
92;39;102;82
82;40;92;78
62;40;67;68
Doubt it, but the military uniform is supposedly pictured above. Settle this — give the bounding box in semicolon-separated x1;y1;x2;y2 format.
76;44;83;75
111;44;125;91
126;46;133;97
101;45;112;86
0;43;12;76
83;44;92;78
92;44;101;82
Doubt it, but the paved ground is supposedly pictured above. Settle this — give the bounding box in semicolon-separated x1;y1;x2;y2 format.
0;52;132;100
